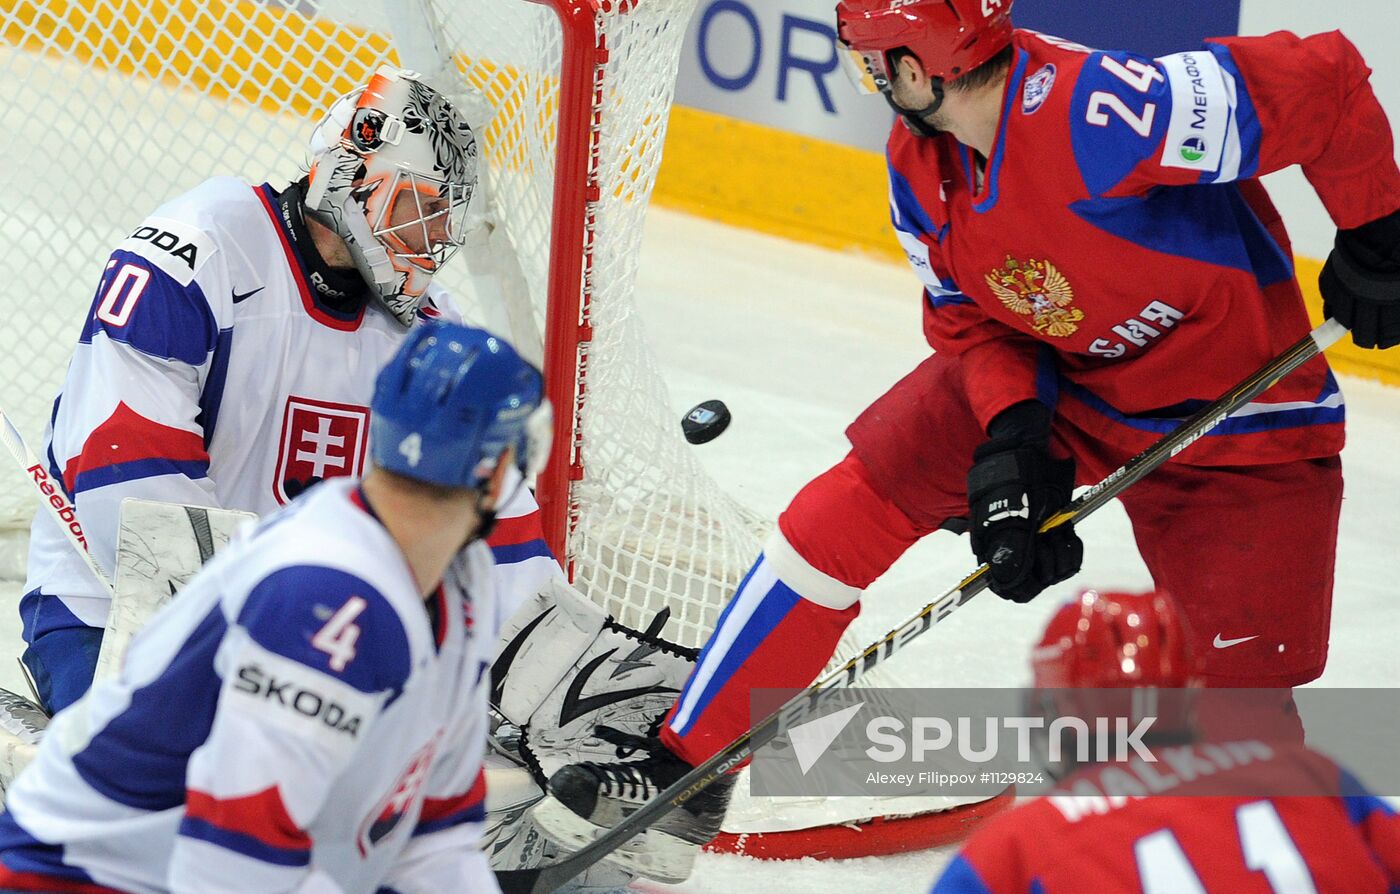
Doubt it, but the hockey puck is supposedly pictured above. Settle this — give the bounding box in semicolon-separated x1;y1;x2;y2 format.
682;399;731;445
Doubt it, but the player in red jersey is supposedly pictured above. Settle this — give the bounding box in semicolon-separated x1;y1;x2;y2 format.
531;1;1400;880
931;589;1400;893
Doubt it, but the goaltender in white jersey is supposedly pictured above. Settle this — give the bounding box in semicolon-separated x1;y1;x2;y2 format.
0;323;548;894
19;67;556;713
10;62;702;892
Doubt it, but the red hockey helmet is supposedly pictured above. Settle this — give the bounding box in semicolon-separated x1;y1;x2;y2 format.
1032;590;1200;690
1029;590;1200;759
835;0;1014;93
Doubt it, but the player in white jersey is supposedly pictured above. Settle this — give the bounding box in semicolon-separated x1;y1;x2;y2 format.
18;65;556;714
0;322;548;894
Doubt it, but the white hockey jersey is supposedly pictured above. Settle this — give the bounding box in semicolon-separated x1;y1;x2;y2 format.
22;177;556;640
0;479;502;894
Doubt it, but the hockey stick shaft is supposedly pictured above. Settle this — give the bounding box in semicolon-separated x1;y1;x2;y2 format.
0;409;114;596
498;318;1347;894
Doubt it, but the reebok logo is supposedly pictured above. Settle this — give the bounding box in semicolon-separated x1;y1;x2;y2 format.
24;463;87;551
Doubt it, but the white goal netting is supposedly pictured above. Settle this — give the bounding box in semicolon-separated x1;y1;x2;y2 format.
0;0;766;648
0;0;983;849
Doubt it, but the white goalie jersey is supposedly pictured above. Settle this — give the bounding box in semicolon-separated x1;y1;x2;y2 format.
22;176;555;642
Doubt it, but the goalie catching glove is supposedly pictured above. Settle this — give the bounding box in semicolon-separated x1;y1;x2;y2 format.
487;577;701;884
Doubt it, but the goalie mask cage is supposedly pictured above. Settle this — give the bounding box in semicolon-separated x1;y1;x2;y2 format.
0;0;767;650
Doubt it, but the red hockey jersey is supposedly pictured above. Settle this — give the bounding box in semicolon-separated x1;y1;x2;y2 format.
889;29;1400;465
932;741;1400;893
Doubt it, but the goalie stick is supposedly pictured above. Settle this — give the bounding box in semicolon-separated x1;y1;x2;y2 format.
0;409;111;775
495;318;1349;894
0;409;115;596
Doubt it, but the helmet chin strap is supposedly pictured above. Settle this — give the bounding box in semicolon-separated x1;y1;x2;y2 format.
473;503;500;543
307;191;421;327
882;78;946;138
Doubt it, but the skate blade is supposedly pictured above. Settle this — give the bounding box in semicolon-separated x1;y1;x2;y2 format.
531;795;698;885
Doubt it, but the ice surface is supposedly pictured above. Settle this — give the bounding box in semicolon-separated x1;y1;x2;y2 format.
629;208;1400;891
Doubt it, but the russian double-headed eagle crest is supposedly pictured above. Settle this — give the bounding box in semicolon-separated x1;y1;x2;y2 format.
984;255;1083;337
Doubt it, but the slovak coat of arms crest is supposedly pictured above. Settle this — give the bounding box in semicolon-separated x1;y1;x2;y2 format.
984;255;1084;337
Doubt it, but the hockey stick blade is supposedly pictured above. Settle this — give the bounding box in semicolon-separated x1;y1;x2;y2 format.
498;318;1347;894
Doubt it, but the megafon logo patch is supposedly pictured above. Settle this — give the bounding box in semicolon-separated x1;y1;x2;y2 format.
1178;136;1208;163
787;702;864;774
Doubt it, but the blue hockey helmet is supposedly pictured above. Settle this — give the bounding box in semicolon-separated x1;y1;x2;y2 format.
370;322;550;490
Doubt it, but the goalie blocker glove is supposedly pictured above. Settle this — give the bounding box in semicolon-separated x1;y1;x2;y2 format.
967;400;1083;603
1320;206;1400;350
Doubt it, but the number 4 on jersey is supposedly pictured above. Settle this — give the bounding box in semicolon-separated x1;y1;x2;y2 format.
313;595;368;672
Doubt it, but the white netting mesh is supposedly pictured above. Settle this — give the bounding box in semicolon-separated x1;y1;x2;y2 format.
0;0;766;646
553;3;768;647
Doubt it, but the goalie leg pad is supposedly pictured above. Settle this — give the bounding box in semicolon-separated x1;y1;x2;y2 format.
519;613;697;783
0;687;49;793
487;597;694;892
96;500;255;686
480;763;637;892
481;762;548;868
531;795;699;885
492;578;610;727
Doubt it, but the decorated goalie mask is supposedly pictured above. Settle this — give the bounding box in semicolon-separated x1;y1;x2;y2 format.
305;66;478;325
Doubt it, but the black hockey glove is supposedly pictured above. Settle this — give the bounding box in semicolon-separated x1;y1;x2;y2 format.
967;401;1083;603
1319;207;1400;350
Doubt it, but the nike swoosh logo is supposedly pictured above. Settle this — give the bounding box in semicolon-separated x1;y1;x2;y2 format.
231;286;264;304
1213;634;1259;649
558;647;679;728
